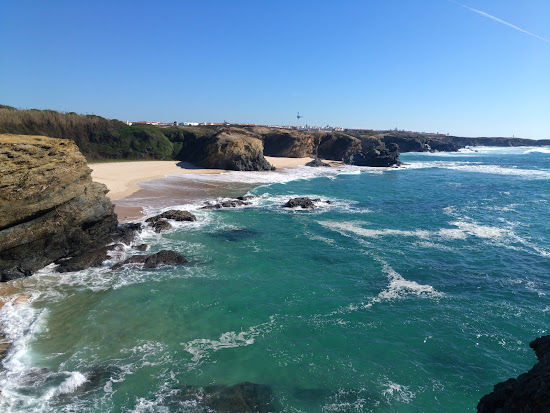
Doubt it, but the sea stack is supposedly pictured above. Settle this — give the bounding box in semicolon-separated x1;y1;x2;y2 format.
0;134;119;281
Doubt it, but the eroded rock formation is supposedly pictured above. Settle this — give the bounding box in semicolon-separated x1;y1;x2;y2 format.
0;134;122;281
345;143;401;167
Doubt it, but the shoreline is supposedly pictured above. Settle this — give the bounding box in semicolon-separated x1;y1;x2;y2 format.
90;157;326;221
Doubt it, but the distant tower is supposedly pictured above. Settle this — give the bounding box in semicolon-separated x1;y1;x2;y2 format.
297;112;303;129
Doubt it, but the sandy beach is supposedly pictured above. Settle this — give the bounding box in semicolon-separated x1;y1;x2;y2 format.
89;161;228;200
89;157;322;221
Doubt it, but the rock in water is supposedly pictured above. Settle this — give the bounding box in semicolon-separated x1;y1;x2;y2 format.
112;250;188;270
284;197;322;209
0;134;119;281
478;335;550;412
200;199;252;210
145;210;196;224
151;219;172;233
305;158;331;167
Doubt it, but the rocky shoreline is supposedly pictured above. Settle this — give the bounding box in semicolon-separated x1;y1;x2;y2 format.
1;132;549;409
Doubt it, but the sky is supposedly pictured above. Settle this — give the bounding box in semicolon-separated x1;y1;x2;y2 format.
1;0;549;138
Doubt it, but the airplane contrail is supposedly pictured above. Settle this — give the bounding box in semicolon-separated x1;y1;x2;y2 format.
449;0;550;45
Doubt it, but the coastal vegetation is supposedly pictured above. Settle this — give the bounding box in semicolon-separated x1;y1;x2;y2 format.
0;106;191;161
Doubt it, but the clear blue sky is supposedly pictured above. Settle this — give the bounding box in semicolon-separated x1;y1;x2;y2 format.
1;0;549;138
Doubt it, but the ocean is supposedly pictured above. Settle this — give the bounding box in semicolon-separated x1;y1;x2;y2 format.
1;146;549;412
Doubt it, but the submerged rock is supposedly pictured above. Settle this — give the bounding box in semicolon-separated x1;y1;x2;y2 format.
133;244;148;251
478;335;550;412
305;158;331;167
209;227;260;242
177;382;279;413
112;250;188;270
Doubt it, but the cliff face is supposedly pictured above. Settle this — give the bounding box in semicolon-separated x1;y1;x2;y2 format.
174;128;273;171
254;127;364;161
382;134;550;153
0;134;118;281
198;130;274;171
478;335;550;412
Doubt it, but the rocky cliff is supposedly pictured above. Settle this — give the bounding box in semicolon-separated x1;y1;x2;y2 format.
197;129;274;171
382;133;550;154
478;335;550;412
0;134;121;281
251;126;399;166
175;128;274;171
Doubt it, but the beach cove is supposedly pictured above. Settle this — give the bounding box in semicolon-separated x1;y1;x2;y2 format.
1;147;549;411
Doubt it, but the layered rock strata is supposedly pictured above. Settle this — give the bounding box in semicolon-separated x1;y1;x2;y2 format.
0;134;120;281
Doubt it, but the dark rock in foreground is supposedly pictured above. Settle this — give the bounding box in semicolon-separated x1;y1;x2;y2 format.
151;219;172;233
133;244;148;251
0;135;124;281
178;382;279;413
305;158;331;167
145;210;196;233
112;250;188;270
478;335;550;412
56;245;114;273
284;197;330;209
345;144;401;167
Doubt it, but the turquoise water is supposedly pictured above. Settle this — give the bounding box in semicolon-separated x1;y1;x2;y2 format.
1;147;549;412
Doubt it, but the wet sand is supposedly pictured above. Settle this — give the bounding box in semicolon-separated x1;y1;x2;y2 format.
90;157;325;221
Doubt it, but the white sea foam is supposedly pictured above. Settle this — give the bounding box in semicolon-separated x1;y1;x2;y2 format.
180;316;276;366
57;371;88;394
382;380;415;403
319;219;511;243
367;260;443;307
322;388;370;412
401;159;550;179
407;146;550;156
319;220;432;240
165;164;364;186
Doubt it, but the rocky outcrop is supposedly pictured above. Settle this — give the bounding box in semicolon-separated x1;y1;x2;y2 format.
151;220;172;233
200;197;255;209
382;134;550;154
259;128;316;158
145;210;196;232
345;143;401;167
284;197;330;209
177;128;274;171
111;250;188;270
255;127;362;161
0;134;128;281
478;335;550;412
145;210;197;223
316;133;362;161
